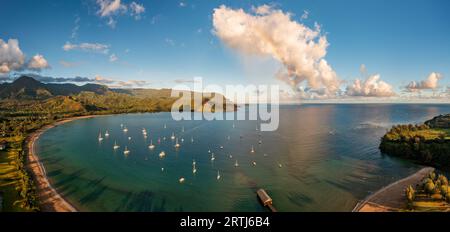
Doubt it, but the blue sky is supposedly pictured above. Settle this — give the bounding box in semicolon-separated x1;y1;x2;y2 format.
0;0;449;100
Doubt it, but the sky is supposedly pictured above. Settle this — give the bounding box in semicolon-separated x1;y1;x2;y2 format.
0;0;449;102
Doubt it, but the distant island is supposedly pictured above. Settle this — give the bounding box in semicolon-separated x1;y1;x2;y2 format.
0;76;236;212
379;114;450;168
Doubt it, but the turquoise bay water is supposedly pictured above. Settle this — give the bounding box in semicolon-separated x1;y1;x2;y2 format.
36;104;450;212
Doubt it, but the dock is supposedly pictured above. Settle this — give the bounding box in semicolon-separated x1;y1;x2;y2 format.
257;189;277;212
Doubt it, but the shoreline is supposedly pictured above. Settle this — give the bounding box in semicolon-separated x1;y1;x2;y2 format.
26;115;106;212
353;167;434;212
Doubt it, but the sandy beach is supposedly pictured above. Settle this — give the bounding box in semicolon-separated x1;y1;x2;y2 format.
26;115;102;212
353;167;434;212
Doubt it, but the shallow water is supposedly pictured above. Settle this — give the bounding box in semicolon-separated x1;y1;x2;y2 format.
36;104;450;212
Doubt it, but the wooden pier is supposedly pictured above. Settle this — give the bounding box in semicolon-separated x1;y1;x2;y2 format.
257;189;277;212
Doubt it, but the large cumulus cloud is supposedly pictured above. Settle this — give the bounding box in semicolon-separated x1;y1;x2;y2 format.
346;74;396;97
212;5;341;98
405;72;442;92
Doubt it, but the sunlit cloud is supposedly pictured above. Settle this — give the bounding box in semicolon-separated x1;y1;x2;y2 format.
0;38;49;74
213;4;341;98
62;42;110;54
405;72;443;93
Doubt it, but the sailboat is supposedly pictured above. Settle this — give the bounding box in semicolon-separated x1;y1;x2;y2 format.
175;138;180;148
164;124;167;129
181;138;184;143
123;127;128;133
148;140;155;149
120;123;124;128
192;163;197;174
252;161;257;166
123;146;130;155
211;153;215;161
171;133;176;140
98;133;104;141
234;160;239;167
159;151;166;158
220;145;224;149
229;154;233;159
251;146;255;153
142;128;147;135
113;141;120;150
128;136;132;140
105;130;110;137
179;177;185;183
192;160;196;166
217;171;221;180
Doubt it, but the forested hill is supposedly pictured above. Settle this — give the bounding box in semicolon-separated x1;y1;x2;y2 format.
0;76;108;99
0;76;236;118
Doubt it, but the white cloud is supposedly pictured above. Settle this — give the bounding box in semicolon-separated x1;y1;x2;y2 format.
405;72;442;92
0;39;25;73
97;0;127;17
346;74;396;97
63;42;110;54
212;5;341;98
27;54;50;70
109;53;118;62
116;80;148;88
95;75;116;84
96;0;145;28
130;1;145;20
165;38;175;46
0;38;50;74
300;10;309;20
71;15;80;39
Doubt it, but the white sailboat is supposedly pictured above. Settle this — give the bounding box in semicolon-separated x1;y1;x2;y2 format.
113;141;120;150
217;170;221;180
159;151;166;158
192;163;197;174
171;133;175;140
164;124;167;129
211;153;215;161
105;130;110;137
123;127;128;133
234;160;239;167
123;146;130;155
252;161;257;166
179;177;185;183
251;146;255;153
98;132;104;141
142;128;147;135
148;140;155;149
181;138;184;143
175;138;180;148
128;136;132;140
